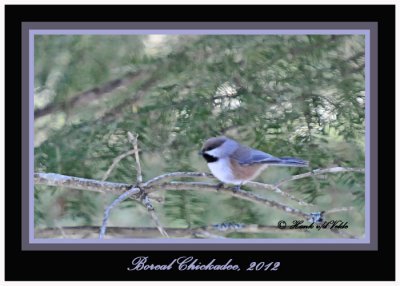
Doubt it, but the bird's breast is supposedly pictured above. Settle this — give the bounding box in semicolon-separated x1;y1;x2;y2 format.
207;157;242;185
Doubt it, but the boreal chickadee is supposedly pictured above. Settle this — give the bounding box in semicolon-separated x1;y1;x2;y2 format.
199;136;308;191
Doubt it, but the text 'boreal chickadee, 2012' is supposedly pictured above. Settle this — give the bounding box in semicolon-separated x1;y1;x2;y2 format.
127;256;280;272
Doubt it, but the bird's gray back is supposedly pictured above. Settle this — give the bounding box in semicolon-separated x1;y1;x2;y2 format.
231;144;281;165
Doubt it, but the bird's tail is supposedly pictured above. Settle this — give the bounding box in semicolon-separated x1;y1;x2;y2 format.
275;157;309;167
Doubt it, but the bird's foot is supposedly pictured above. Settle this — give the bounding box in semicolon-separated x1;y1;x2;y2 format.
216;182;224;190
233;185;242;193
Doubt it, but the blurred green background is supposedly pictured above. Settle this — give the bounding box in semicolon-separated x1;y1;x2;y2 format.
34;34;365;239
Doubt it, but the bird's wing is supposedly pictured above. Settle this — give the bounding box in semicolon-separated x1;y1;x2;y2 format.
232;145;282;165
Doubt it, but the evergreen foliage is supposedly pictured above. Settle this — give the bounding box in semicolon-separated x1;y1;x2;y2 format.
34;34;365;238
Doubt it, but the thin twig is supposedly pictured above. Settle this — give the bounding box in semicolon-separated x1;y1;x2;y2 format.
127;132;142;184
101;150;136;184
245;181;314;207
147;194;165;203
274;167;365;187
36;223;310;238
126;132;168;237
101;149;136;212
142;196;169;238
55;222;67;238
324;206;354;215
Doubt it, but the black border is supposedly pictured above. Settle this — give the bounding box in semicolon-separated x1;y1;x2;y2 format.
5;5;395;281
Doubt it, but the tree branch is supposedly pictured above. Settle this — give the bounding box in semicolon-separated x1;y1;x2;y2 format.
99;132;168;238
34;167;363;222
34;172;315;220
99;187;142;239
34;172;133;196
145;181;314;220
35;165;363;239
142;171;312;206
142;171;214;187
34;70;150;119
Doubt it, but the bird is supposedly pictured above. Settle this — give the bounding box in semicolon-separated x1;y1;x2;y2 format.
199;136;308;191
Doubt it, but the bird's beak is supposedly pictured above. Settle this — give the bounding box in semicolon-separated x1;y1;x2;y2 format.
199;151;205;155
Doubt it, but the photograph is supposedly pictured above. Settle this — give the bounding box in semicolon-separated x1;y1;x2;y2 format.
33;32;366;241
